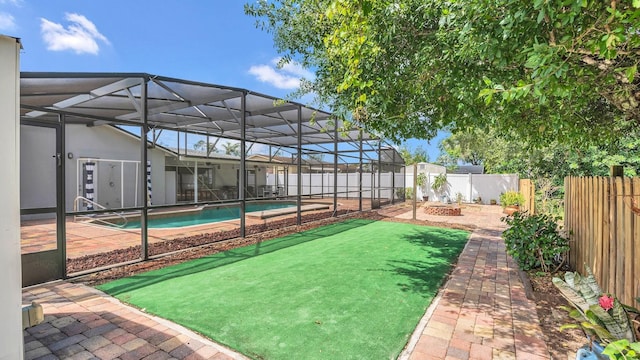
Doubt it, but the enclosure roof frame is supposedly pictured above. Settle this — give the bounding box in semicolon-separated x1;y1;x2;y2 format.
19;72;401;156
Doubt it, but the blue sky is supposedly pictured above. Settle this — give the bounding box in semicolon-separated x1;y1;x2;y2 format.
1;0;444;161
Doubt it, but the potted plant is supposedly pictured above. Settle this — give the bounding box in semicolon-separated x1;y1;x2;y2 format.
553;266;640;358
416;173;428;201
432;173;448;203
500;191;525;215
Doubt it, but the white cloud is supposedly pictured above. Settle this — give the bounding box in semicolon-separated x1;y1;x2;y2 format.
248;58;314;90
40;13;110;55
0;12;15;30
276;58;314;79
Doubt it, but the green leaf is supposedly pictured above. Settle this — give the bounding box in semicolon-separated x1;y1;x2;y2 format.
589;305;631;341
537;9;545;24
560;323;581;331
625;66;637;83
603;339;630;356
361;1;373;16
484;92;493;106
478;88;494;97
553;277;590;312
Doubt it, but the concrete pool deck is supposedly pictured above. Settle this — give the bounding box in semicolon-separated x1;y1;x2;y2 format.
245;203;330;219
22;203;551;359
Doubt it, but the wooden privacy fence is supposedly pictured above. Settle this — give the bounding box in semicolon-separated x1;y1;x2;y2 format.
564;176;640;306
519;179;535;214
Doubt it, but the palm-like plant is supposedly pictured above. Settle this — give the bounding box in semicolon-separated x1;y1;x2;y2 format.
553;266;639;344
222;142;240;156
431;174;448;195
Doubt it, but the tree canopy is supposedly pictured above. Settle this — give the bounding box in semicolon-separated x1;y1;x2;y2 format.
222;142;241;156
439;128;640;183
399;146;429;165
193;139;216;154
246;0;640;146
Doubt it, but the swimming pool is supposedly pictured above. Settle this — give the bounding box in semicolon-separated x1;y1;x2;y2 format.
121;202;297;229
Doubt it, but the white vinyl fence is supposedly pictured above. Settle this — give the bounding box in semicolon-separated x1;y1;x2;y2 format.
267;172;405;200
406;173;519;204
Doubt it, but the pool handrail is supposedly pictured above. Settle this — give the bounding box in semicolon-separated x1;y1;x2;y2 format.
73;196;128;228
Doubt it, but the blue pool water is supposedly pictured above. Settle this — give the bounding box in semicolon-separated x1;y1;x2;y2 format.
122;202;296;229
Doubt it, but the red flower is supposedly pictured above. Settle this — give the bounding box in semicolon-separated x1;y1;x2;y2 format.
599;294;614;311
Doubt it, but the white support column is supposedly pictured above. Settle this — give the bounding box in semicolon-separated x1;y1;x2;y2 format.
0;35;24;360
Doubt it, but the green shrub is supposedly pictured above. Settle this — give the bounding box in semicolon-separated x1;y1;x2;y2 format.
500;190;525;207
404;187;414;200
501;212;569;272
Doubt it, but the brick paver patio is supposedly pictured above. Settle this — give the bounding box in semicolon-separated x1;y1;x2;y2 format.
23;282;245;360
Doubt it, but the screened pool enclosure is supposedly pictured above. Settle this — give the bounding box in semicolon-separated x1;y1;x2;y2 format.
19;73;405;286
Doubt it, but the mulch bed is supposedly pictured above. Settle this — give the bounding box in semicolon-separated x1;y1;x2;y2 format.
526;271;586;358
72;210;383;285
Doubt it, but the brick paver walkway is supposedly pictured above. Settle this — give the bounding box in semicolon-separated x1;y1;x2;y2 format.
23;203;551;359
401;229;549;360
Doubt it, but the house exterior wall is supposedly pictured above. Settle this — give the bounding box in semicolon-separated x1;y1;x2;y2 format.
64;124;167;209
0;35;24;360
404;162;446;174
218;165;238;188
20;124;169;213
165;170;177;204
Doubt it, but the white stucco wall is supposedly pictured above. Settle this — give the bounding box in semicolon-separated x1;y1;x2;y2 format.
214;164;237;189
66;125;165;209
165;170;176;204
20;124;169;212
64;125;167;209
0;35;25;360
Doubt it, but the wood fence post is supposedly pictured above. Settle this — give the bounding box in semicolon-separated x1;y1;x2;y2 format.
610;165;624;177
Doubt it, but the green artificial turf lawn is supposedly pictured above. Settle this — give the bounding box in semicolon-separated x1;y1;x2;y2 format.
98;219;469;359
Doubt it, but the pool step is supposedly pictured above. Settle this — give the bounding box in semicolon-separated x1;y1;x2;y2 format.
246;204;330;219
